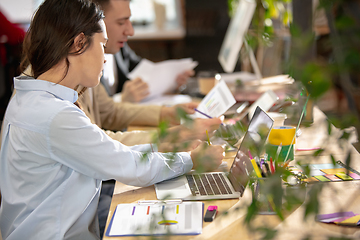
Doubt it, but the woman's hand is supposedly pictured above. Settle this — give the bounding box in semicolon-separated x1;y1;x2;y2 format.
190;142;224;172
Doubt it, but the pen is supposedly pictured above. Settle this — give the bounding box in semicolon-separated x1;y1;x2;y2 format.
251;159;263;178
269;157;275;174
248;150;253;159
195;108;213;119
137;200;182;205
195;108;224;126
260;158;265;170
283;159;291;168
206;130;211;145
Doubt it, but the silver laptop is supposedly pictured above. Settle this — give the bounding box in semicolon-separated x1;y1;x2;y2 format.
155;106;274;200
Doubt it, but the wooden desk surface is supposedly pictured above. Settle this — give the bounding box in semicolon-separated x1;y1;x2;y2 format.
104;107;360;240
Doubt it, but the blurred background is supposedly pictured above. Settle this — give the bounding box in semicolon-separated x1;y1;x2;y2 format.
0;0;356;126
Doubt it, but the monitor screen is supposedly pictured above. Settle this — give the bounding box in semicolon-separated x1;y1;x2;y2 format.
218;0;256;73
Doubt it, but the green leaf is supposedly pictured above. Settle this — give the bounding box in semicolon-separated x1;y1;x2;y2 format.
300;62;332;99
330;155;337;166
257;227;278;240
327;120;332;135
345;152;351;174
313;148;324;157
304;184;322;219
244;197;259;225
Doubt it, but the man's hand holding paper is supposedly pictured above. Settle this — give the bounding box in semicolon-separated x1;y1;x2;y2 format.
121;77;150;102
127;58;198;101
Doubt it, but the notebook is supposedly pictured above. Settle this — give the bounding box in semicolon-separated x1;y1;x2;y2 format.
155;106;274;200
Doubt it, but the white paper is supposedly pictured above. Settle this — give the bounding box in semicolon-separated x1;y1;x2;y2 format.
138;94;192;106
219;72;294;86
112;93;192;106
195;80;236;118
219;71;258;84
128;58;198;99
107;202;203;236
247;89;279;120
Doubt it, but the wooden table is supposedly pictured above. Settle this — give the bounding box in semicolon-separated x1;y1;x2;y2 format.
104;107;360;240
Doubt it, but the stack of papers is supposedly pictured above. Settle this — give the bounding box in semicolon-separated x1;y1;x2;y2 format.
128;58;198;100
219;72;294;86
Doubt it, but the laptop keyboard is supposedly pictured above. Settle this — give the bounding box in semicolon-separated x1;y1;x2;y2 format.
186;173;234;196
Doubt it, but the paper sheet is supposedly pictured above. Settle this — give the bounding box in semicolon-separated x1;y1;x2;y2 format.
112;92;192;106
138;94;192;106
194;80;236;118
128;58;198;99
106;202;203;236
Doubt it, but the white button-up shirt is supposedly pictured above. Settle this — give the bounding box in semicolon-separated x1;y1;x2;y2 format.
0;76;192;240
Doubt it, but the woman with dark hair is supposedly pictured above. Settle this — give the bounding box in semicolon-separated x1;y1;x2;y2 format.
0;0;224;239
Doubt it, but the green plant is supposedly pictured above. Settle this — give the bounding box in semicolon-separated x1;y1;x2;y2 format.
224;0;360;239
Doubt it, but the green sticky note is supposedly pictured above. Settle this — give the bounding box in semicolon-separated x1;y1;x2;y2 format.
314;175;331;182
335;172;353;181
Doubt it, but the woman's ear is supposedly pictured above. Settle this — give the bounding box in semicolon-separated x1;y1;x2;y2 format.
73;33;86;52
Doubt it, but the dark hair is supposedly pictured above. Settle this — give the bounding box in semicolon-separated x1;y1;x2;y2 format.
92;0;131;11
21;0;104;79
91;0;111;10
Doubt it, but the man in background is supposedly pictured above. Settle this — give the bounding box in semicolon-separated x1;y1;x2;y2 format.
97;0;194;103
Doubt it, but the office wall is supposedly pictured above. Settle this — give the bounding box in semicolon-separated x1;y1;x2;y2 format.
1;0;232;73
129;0;233;73
184;0;231;72
0;0;43;24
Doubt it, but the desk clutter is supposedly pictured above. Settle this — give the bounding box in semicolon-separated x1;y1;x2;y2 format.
290;161;360;183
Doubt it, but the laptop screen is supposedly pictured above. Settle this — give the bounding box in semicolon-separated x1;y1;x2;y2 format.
228;106;274;195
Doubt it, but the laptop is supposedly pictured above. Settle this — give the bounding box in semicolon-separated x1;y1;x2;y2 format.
155;106;274;200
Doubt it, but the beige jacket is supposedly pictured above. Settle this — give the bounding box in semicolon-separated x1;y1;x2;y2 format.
78;83;161;146
0;82;161;147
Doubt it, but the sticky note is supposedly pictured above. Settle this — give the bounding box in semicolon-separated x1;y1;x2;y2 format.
324;174;342;182
310;169;325;176
349;172;360;180
304;177;319;183
321;168;348;174
312;163;342;170
335;172;353;181
317;211;356;223
314;175;331;182
337;214;360;226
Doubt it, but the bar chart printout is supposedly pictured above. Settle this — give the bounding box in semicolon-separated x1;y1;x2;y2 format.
106;202;204;236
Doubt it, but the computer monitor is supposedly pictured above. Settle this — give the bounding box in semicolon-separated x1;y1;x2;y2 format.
218;0;260;76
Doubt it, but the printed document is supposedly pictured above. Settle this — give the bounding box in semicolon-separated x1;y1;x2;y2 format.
106;202;203;236
128;58;198;99
195;80;236;118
